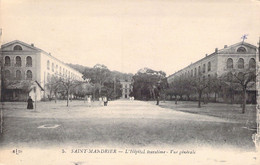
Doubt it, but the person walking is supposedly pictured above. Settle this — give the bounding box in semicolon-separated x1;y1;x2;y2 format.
27;96;34;109
103;96;108;106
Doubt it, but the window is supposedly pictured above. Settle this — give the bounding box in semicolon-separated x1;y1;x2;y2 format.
16;70;22;79
26;70;32;80
15;56;22;67
56;65;58;73
4;56;11;66
125;84;128;88
198;66;201;75
26;56;32;67
237;58;244;69
249;58;256;69
203;64;206;73
208;62;211;71
237;47;246;53
125;89;127;93
13;45;22;51
47;60;50;70
47;73;50;82
52;63;54;72
227;58;233;69
194;68;197;76
4;70;11;79
191;69;193;77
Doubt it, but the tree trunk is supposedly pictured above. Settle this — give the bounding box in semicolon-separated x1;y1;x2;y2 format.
242;88;246;113
67;89;69;107
54;92;57;103
214;92;217;103
198;91;202;108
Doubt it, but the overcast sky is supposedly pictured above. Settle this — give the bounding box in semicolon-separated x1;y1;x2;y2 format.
1;0;260;75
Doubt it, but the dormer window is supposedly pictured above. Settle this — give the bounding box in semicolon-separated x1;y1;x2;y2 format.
13;45;23;51
237;47;246;53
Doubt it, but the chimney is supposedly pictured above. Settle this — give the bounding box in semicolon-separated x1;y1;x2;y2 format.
215;48;218;53
31;43;34;47
224;45;228;48
205;54;208;57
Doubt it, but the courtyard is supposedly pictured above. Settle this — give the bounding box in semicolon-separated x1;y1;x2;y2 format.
0;100;256;150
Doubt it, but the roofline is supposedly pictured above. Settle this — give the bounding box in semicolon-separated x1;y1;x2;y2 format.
1;40;83;76
168;41;257;78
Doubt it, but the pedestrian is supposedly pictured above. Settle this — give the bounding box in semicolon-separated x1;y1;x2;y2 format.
99;97;103;106
103;96;108;106
27;96;34;109
87;96;91;107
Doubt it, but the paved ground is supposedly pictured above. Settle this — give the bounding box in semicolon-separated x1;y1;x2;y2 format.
0;100;258;165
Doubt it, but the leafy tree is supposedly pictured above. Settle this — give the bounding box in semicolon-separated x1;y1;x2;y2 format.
132;68;166;100
189;76;209;108
83;64;112;99
222;69;256;113
57;77;83;107
46;76;61;102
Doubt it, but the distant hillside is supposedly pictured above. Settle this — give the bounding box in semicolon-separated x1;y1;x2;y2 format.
67;63;90;73
67;63;133;80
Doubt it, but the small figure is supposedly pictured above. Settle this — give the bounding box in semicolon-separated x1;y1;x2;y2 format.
27;96;34;109
87;96;91;107
103;96;108;106
99;97;103;106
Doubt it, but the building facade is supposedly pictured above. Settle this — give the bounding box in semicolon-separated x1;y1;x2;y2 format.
167;41;257;103
120;79;132;99
1;40;83;101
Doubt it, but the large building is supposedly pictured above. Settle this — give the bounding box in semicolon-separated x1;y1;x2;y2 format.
167;41;257;103
1;40;83;101
120;79;132;99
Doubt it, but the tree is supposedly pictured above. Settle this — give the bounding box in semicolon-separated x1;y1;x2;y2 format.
190;76;209;108
46;76;61;102
57;77;83;107
222;69;256;113
83;64;111;99
132;68;166;100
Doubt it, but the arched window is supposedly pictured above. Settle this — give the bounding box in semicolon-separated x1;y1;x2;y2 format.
237;47;246;53
26;56;32;67
16;70;22;79
26;70;32;80
194;68;197;76
208;62;211;71
15;56;22;67
237;58;244;69
52;63;54;72
198;66;201;75
4;70;11;79
249;58;256;69
4;56;11;66
13;45;22;51
203;64;206;73
227;58;233;69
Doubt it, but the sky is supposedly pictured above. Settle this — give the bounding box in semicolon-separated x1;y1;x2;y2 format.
1;0;260;76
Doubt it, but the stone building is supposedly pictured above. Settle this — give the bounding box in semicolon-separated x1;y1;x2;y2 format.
0;40;83;101
120;79;132;99
167;41;257;103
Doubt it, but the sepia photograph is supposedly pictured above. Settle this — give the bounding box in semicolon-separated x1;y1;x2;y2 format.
0;0;260;164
